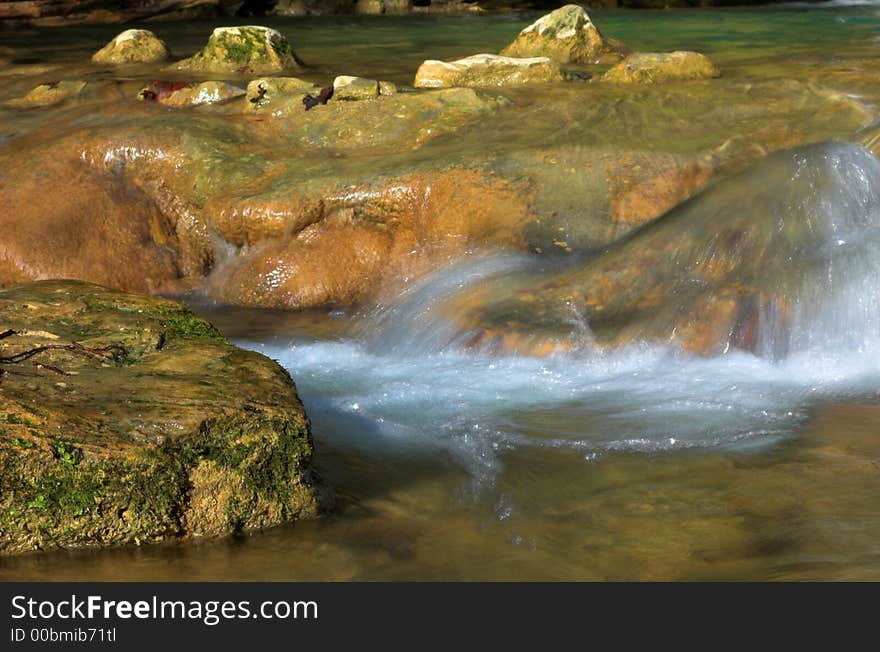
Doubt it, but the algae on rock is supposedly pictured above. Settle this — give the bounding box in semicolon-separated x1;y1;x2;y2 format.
0;280;326;555
172;26;304;74
92;29;170;65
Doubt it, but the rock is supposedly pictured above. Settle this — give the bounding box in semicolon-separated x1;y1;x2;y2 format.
172;26;303;74
238;86;506;150
444;142;871;357
0;280;326;555
141;80;246;107
0;1;237;26
333;75;379;101
379;80;397;96
208;168;533;308
245;76;319;112
500;5;626;65
91;29;170;65
0;153;182;293
354;0;411;13
4;80;86;108
414;53;564;88
603;51;720;84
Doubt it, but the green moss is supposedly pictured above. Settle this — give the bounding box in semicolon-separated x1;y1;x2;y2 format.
160;310;227;343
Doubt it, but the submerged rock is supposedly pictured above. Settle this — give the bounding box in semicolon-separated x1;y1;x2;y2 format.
500;5;626;65
603;52;720;84
5;80;86;108
172;26;303;74
141;80;246;107
0;280;326;555
244;76;319;112
91;29;170;65
414;53;564;88
444;142;880;357
332;75;379;101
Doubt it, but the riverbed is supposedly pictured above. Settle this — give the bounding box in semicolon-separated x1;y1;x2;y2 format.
2;5;880;580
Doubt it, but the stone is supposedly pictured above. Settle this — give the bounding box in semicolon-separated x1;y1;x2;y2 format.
414;53;564;88
143;81;246;107
0;280;326;555
4;80;86;108
500;5;626;65
379;80;397;96
333;75;379;101
91;29;169;65
171;25;303;74
354;0;411;14
603;51;721;84
244;76;319;112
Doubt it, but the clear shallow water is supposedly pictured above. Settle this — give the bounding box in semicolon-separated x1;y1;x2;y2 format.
2;7;880;580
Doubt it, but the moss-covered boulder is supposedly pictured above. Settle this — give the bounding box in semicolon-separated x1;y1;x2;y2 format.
91;29;170;65
414;53;564;88
500;5;626;65
4;81;87;109
603;51;721;84
172;26;303;74
0;280;326;555
332;75;379;101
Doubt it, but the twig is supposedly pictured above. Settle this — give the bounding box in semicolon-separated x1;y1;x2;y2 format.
0;329;16;340
0;342;127;365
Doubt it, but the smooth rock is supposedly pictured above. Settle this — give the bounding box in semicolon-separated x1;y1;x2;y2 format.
4;80;87;108
414;53;564;88
603;51;721;84
500;5;626;64
244;76;319;112
333;75;379;101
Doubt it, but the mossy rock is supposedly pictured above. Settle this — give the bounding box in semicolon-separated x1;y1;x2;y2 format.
500;5;626;65
171;25;304;74
91;29;170;65
603;51;721;84
0;280;326;555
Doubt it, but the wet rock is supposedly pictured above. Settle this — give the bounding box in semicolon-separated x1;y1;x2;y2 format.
333;75;380;101
379;80;397;96
0;280;326;555
242;86;506;150
4;80;86;108
603;51;720;84
171;26;303;74
0;153;181;293
244;76;319;112
414;53;564;88
444;142;873;356
142;80;246;107
500;5;626;65
208;168;533;308
91;29;170;65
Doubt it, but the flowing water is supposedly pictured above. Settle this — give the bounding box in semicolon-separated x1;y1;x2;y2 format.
2;6;880;580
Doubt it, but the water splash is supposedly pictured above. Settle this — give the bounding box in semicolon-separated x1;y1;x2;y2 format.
239;141;880;490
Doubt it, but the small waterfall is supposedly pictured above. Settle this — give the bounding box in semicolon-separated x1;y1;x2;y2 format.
238;141;880;488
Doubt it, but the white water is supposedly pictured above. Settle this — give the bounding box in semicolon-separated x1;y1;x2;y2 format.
238;142;880;488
